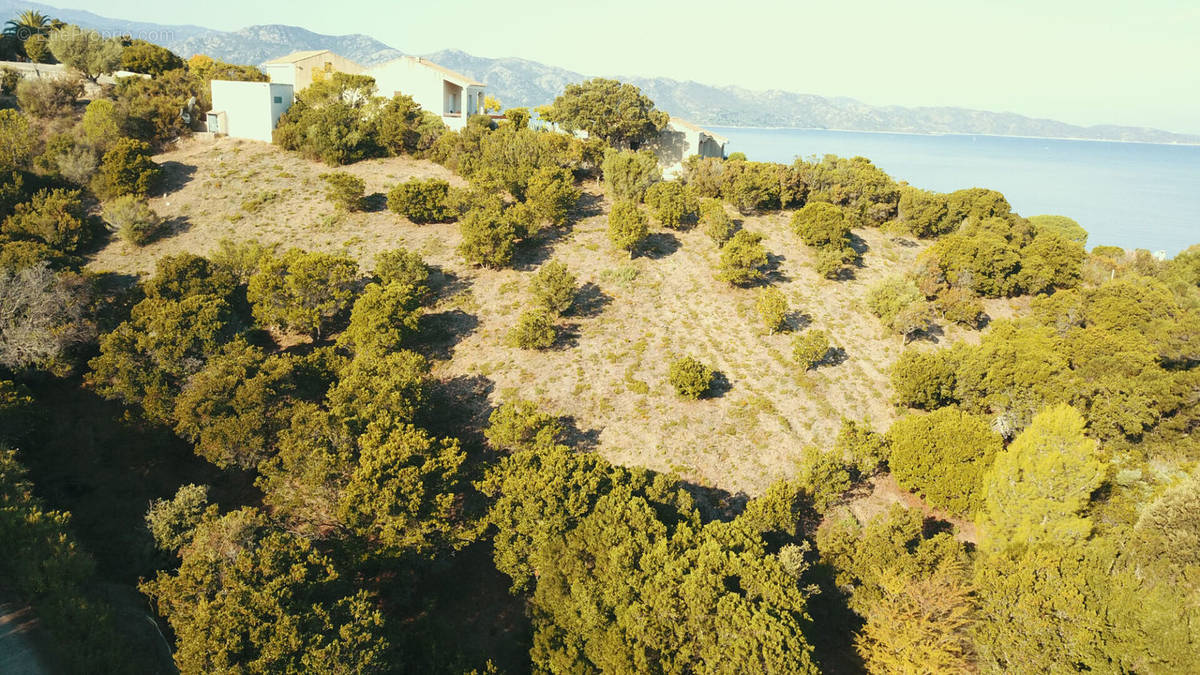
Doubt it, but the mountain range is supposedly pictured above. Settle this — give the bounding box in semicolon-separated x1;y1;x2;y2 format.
5;0;1198;144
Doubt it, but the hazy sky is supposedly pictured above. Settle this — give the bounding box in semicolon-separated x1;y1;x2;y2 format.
61;0;1200;134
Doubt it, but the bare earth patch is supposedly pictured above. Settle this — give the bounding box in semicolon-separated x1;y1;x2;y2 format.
87;137;1018;497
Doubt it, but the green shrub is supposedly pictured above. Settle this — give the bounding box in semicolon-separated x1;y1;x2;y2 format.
458;202;520;268
530;261;577;315
1029;214;1088;245
886;407;1003;515
607;200;649;256
935;286;985;327
2;188;89;253
756;287;789;333
319;171;365;212
15;76;83;118
485;399;564;452
722;161;792;213
699;198;735;245
897;187;953;238
210;239;275;284
867;276;932;338
644;181;699;229
246;248;359;339
91;138;162;199
503;107;531;129
526;166;579;227
717;230;768;286
0;110;34;173
387;178;455;223
796;450;853;512
791;201;851;250
56;146;99;186
507;309;557;349
601;149;661;202
0;67;19;95
890;348;957;410
119;39;185;76
668;356;714;399
145;484;211;553
103;195;163;246
793;329;832;370
835;418;890;476
374;248;431;296
337;281;423;357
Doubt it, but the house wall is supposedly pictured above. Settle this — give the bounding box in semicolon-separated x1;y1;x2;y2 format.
365;57;486;131
209;80;294;143
266;52;363;93
367;57;449;117
651;120;728;177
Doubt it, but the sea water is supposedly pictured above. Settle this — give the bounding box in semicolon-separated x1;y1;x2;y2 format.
712;127;1200;256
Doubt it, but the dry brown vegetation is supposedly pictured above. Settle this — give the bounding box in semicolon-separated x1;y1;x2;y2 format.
87;137;1018;495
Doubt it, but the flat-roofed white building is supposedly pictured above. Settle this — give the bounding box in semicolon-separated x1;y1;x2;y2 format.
206;80;294;143
365;56;485;131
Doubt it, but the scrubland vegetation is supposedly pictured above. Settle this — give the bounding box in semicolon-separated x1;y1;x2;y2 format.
1;17;1199;674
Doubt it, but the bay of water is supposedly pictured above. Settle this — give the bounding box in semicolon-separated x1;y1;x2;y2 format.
711;127;1200;255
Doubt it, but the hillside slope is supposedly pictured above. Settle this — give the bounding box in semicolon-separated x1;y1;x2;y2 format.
87;137;1016;494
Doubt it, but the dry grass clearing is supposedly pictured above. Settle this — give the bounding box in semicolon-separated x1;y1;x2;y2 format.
87;137;1016;496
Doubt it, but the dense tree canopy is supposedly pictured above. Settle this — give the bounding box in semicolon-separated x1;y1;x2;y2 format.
542;78;669;149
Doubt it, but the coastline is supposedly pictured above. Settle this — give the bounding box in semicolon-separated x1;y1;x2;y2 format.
705;125;1200;148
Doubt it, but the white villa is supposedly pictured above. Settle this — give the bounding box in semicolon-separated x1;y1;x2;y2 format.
206;80;294;143
653;117;729;177
262;49;365;92
365;56;486;131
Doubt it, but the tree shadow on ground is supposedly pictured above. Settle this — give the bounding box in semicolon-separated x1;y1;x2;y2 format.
427;266;471;302
706;371;732;399
570;282;612;319
417;309;480;361
763;253;791;284
572;191;605;219
848;231;870;259
906;322;945;345
156;161;197;195
786;311;813;332
513;228;571;270
558;415;602;450
822;346;849;368
642;232;681;259
552;321;581;350
360;192;389;212
419;373;494;451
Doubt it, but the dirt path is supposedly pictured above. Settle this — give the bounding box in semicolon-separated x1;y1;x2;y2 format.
0;598;52;675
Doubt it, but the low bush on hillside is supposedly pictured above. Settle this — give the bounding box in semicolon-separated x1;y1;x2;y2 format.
645;181;699;229
91;138;162;200
320;172;365;212
756;287;789;333
530;261;577;316
668;356;714;399
388;178;455;224
508;309;558;350
717;230;769;286
103;195;163;246
607;201;649;256
793;329;832;371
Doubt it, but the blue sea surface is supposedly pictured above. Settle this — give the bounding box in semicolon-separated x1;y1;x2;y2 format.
711;127;1200;255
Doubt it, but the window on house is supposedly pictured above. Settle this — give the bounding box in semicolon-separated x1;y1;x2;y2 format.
273;96;283;104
